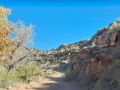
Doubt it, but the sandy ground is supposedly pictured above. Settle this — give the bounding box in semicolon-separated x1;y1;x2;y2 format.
0;72;81;90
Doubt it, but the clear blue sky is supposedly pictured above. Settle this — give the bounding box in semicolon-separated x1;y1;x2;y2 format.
1;0;120;50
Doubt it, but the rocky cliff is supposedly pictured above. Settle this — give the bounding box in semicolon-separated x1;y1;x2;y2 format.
68;20;120;90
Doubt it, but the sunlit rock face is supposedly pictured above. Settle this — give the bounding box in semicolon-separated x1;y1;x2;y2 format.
95;29;119;49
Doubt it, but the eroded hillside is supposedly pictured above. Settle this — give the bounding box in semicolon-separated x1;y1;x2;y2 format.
67;20;120;90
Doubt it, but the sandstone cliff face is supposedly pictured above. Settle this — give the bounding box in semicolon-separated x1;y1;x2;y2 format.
68;20;120;90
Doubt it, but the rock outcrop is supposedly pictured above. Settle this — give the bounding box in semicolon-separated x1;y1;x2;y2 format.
68;20;120;90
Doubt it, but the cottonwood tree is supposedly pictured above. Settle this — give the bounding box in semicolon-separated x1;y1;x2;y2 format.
4;20;34;71
0;6;34;71
11;20;34;48
0;6;15;63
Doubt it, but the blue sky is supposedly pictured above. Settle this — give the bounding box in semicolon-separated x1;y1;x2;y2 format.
1;0;120;50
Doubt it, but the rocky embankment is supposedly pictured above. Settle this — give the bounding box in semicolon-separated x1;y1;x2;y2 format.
68;20;120;90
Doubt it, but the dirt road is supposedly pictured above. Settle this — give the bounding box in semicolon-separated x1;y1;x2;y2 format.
6;72;81;90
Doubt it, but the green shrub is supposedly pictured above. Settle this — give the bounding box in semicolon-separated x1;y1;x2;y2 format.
109;22;120;32
0;64;19;88
65;70;75;81
65;69;90;90
16;62;43;83
65;69;82;81
0;62;44;88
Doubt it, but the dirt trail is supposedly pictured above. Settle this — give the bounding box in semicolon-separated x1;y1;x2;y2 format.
3;72;81;90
